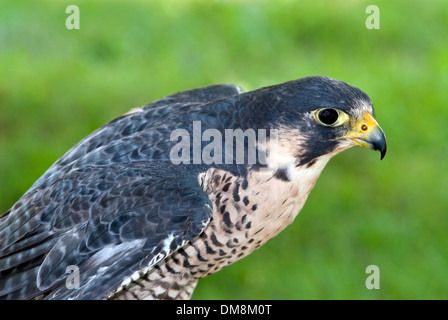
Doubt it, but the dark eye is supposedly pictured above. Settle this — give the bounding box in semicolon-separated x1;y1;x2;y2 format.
318;108;339;125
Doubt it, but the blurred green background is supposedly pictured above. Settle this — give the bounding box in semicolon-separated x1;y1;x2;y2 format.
0;0;447;299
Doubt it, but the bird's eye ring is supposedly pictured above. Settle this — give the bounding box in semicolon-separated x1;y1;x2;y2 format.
313;108;348;127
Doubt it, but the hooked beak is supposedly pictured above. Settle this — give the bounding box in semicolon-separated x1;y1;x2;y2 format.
344;112;387;160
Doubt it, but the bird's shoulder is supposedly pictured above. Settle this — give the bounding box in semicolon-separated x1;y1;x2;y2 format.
27;84;244;194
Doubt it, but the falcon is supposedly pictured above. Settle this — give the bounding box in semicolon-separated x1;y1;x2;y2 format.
0;76;386;300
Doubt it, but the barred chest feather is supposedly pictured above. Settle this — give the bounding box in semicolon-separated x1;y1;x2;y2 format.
200;154;332;268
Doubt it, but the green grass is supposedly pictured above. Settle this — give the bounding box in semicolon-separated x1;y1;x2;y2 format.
0;0;447;299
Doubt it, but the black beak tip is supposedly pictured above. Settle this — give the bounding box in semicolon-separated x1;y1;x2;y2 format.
371;129;387;160
376;140;387;160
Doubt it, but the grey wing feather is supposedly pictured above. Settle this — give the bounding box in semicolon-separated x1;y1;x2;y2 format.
25;84;243;195
0;161;212;299
0;83;243;300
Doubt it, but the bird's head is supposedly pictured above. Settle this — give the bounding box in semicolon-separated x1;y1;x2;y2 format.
243;76;387;173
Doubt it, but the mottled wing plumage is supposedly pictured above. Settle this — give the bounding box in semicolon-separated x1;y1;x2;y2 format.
0;162;212;299
26;84;243;195
0;84;244;300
